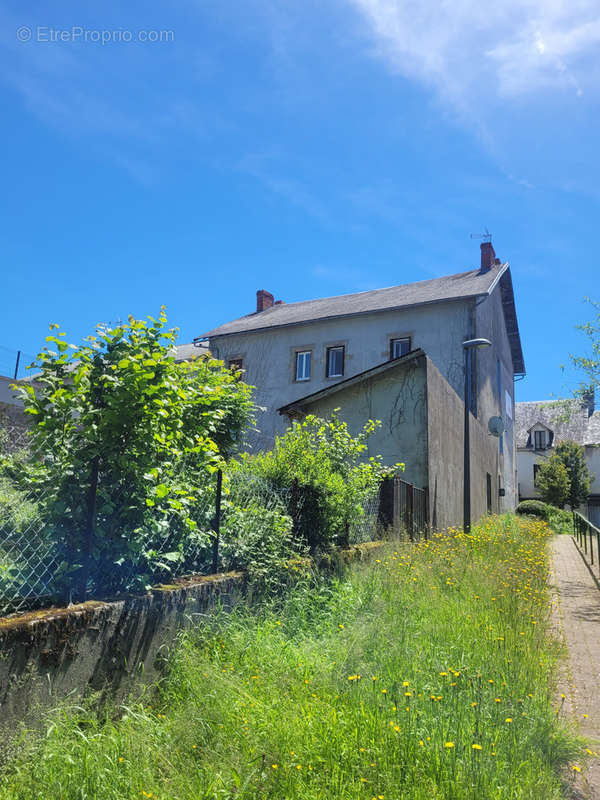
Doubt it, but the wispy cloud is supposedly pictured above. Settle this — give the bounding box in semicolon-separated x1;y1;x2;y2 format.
346;0;600;102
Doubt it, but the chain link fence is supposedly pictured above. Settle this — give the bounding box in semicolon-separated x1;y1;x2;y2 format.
1;436;427;617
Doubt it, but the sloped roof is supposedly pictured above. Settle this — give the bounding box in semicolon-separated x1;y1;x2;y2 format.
279;349;426;416
200;263;507;338
515;400;600;448
174;342;209;361
198;261;525;375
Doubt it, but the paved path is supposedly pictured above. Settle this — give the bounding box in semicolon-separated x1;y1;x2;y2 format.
551;535;600;799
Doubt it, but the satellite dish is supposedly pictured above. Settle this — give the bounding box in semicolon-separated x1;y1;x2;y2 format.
488;416;505;437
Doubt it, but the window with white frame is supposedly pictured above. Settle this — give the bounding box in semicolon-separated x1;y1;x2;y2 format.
295;350;311;381
326;346;344;378
390;337;411;359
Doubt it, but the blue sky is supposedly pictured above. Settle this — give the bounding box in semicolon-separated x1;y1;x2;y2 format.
1;0;599;401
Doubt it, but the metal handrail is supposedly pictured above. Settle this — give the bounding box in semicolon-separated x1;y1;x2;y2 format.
573;511;600;577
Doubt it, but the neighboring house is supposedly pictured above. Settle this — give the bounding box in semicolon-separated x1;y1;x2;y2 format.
516;393;600;526
198;242;526;516
0;375;30;452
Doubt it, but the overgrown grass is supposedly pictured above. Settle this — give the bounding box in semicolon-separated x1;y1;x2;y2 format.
0;515;583;799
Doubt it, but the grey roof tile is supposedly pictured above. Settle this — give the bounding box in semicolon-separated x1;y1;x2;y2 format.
174;342;209;361
199;263;508;339
515;399;600;448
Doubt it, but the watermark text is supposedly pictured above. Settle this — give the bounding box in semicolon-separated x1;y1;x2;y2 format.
16;26;175;45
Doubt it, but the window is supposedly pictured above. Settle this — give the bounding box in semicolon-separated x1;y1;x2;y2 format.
295;350;311;381
326;346;344;378
533;464;540;486
390;337;411;359
227;358;244;373
534;430;547;450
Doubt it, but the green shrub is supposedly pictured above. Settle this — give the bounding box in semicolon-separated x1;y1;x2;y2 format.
546;505;574;534
221;504;299;592
536;455;570;509
12;310;255;601
516;500;549;519
230;412;401;552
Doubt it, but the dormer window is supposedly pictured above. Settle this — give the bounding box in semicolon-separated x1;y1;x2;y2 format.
534;430;547;450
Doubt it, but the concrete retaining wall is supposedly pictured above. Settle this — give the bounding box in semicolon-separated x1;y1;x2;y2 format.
0;543;382;752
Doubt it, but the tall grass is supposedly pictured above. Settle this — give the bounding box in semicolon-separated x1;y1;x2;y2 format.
0;515;582;799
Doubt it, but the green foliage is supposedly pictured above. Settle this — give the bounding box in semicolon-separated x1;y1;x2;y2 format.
234;412;402;552
13;310;255;597
535;456;571;509
546;505;574;535
221;505;300;592
0;516;582;799
554;440;593;511
570;297;600;401
516;500;549;519
515;500;574;533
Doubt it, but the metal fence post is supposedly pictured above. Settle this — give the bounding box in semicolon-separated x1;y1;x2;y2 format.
79;454;99;603
211;468;223;574
407;483;414;541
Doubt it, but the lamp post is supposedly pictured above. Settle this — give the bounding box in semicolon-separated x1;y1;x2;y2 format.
463;338;491;533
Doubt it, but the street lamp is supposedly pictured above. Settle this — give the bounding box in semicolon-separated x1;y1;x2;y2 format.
463;337;491;533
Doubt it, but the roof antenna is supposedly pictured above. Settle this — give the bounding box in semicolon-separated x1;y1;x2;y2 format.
470;228;492;243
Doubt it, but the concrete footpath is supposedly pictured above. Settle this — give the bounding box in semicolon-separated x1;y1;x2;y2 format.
551;535;600;799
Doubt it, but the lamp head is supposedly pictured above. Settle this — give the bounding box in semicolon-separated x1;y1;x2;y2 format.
463;338;491;349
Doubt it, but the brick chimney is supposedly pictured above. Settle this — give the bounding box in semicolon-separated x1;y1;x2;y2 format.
256;289;274;312
480;241;496;273
583;388;595;417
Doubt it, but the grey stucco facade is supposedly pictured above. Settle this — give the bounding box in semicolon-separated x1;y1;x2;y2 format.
278;352;500;530
207;285;520;513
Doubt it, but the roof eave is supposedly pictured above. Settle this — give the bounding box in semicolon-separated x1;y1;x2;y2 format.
198;291;492;342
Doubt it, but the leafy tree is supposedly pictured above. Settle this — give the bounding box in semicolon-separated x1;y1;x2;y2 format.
536;456;570;509
554;440;593;511
233;411;402;551
15;310;254;598
570;298;600;400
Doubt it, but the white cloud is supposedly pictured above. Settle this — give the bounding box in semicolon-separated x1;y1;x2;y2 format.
347;0;600;101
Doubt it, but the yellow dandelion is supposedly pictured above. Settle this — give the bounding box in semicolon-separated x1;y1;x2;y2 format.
505;718;513;723
271;764;278;769
572;765;582;772
444;742;455;748
472;744;482;750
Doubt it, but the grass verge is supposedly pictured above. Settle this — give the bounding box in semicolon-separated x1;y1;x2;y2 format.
0;514;582;799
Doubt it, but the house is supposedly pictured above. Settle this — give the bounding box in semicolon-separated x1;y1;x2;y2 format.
198;242;525;517
515;393;600;525
278;349;503;530
0;376;32;453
